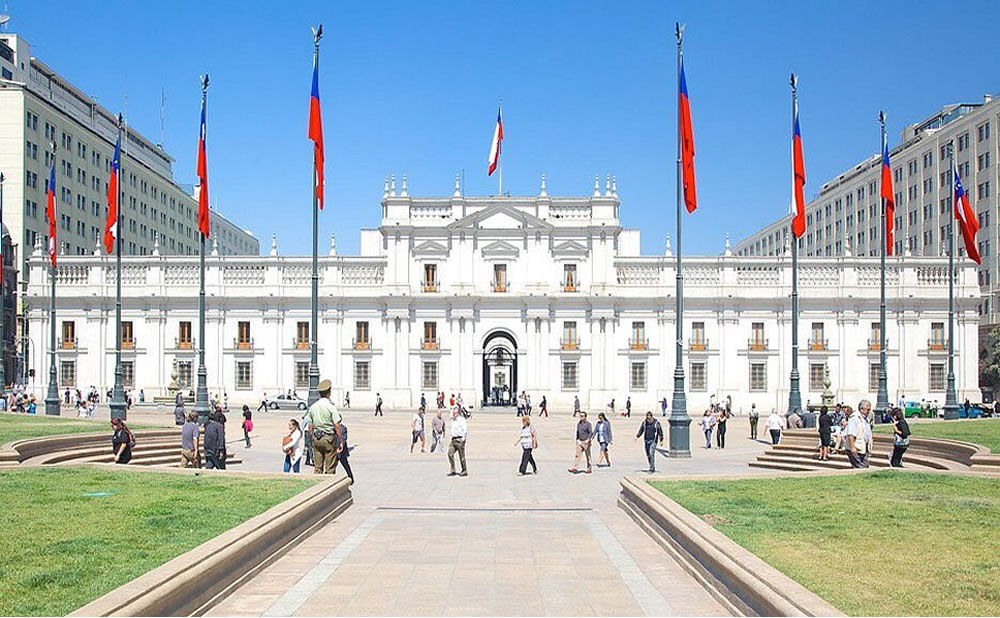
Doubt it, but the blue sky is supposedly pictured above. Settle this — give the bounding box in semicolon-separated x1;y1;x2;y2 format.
10;0;1000;256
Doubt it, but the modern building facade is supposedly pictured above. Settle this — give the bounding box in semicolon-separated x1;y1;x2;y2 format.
735;94;998;325
24;180;980;412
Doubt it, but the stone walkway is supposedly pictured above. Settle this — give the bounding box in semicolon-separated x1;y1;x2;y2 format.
136;406;769;616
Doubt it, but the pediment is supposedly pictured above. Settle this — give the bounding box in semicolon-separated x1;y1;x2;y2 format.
480;240;520;259
551;240;590;258
448;204;553;232
412;240;449;257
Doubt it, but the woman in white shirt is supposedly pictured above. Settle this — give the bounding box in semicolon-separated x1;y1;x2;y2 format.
765;410;785;445
283;418;304;473
515;416;538;475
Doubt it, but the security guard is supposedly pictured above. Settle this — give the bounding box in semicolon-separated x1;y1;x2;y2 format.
305;379;343;474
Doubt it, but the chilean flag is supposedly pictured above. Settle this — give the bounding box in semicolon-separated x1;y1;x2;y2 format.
880;138;895;255
791;105;806;238
309;53;324;210
954;163;981;264
488;103;503;176
679;59;697;213
46;160;57;268
104;132;120;254
196;97;210;238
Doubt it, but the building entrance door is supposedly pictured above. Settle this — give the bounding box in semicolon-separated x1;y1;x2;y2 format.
482;331;517;407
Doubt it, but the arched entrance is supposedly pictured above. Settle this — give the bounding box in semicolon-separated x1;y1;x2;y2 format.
482;331;517;407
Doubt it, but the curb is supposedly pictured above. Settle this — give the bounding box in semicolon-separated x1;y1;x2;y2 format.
71;474;353;617
619;476;843;617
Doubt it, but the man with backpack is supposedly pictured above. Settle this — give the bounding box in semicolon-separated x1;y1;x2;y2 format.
635;411;664;473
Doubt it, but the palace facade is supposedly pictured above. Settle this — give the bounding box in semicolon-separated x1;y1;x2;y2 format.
24;178;980;413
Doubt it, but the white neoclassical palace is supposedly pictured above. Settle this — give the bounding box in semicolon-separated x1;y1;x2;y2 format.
24;177;980;413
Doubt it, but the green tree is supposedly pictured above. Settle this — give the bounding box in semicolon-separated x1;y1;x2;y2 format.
979;326;1000;393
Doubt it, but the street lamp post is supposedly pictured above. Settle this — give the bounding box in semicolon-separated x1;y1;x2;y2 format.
109;115;127;421
194;75;211;425
786;75;803;418
0;170;6;392
943;143;960;420
44;144;60;416
307;25;323;407
875;112;890;419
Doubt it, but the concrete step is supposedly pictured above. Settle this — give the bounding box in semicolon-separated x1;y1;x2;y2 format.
748;461;815;472
766;445;951;470
756;454;857;471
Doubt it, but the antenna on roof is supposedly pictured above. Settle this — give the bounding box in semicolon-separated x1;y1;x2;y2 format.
0;1;9;32
158;89;165;149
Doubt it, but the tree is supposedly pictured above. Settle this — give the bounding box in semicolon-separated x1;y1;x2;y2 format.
979;326;1000;394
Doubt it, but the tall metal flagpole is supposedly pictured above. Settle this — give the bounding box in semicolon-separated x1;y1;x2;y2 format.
109;114;127;421
943;144;959;419
307;26;323;407
45;142;60;416
0;171;5;392
194;75;211;425
668;22;691;457
787;74;802;417
875;112;890;417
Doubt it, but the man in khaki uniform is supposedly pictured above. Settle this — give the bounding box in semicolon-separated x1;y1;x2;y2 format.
306;379;343;474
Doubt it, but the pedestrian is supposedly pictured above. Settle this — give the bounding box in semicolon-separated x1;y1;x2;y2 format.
333;421;355;483
64;388;70;404
594;412;613;467
301;410;315;467
818;405;833;461
257;392;269;412
223;392;229;411
568;412;594;474
661;397;668;417
787;408;804;429
635;411;664;473
864;402;877;429
139;389;145;403
889;408;910;468
420;393;427;412
525;393;531;416
573;395;581;417
111;418;134;465
515;416;538;476
846;402;870;468
447;408;468;477
27;396;36;415
305;379;343;474
241;404;253;448
517;392;525;417
716;405;729;449
609;398;616;417
204;411;227;470
344;391;351;409
180;411;201;468
539;395;548;418
411;408;426;453
374;392;383;417
700;409;716;449
625;396;631;418
174;397;186;426
749;403;759;439
282;418;304;473
765;409;784;445
430;410;446;453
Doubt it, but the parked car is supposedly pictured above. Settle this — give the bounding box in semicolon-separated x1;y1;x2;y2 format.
960;403;987;419
269;393;307;411
904;401;936;418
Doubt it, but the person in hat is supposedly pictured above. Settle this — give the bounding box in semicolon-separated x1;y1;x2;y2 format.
305;379;343;474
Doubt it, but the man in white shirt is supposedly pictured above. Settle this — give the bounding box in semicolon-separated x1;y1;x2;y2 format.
846;401;871;468
410;409;426;453
447;408;468;477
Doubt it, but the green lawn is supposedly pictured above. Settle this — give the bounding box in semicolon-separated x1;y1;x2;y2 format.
0;467;318;616
651;471;1000;616
874;418;1000;453
0;413;164;446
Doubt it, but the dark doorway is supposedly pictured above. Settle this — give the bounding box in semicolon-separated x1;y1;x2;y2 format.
482;331;517;407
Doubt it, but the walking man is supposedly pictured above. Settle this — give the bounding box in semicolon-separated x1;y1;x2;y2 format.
538;395;548;418
430;409;446;453
333;421;354;484
661;397;668;417
635;411;664;473
749;403;759;439
625;396;632;418
180;411;201;468
846;401;871;468
374;392;383;417
568;412;594;474
411;408;426;453
306;379;343;474
447;408;468;477
573;395;581;417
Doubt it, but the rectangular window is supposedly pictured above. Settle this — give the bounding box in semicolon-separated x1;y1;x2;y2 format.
562;361;578;390
423;321;438;349
295;361;310;388
750;322;765;350
630;361;647;391
423;263;438;292
689;362;707;392
870;322;881;351
177;361;192;388
749;362;766;392
562;321;578;349
930;322;945;350
61;321;76;349
691;322;706;349
121;321;134;348
422;361;438;390
236;361;252;390
929;363;945;392
810;322;825;350
493;264;508;292
354;360;371;390
869;363;880;393
630;321;646;349
122;361;134;388
178;321;192;348
355;321;370;349
60;361;76;387
563;264;577;291
809;363;825;391
296;321;309;349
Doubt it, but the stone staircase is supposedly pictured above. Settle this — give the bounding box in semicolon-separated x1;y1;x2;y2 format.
5;429;241;468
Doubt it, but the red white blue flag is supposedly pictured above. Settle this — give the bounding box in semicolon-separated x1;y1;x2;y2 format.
46;159;57;267
309;52;325;210
488;103;503;176
104;131;120;254
197;97;210;238
953;162;980;264
679;59;697;213
791;103;806;238
880;138;895;255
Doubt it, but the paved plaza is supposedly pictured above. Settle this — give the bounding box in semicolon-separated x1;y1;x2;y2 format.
122;404;771;616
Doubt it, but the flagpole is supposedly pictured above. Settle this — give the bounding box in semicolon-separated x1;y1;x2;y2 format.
307;26;323;408
109;114;127;421
44;142;60;416
0;171;5;392
876;112;890;418
943;144;959;419
194;75;211;425
668;22;691;458
787;74;802;418
498;99;503;196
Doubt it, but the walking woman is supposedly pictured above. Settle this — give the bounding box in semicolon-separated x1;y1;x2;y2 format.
890;408;911;467
241;404;253;448
765;409;784;445
111;418;134;465
818;405;833;460
515;416;538;475
594;412;613;467
700;409;716;449
282;418;304;473
715;406;729;449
